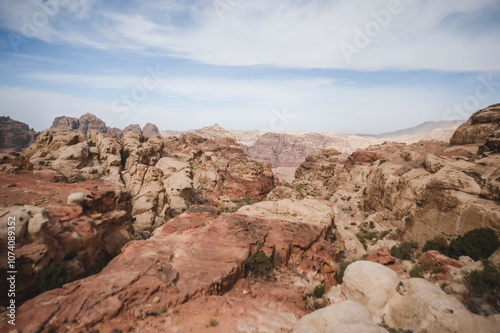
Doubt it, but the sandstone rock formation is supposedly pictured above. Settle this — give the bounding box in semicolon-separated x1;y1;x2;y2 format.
159;121;461;168
287;140;499;246
51;113;109;138
0;172;133;305
0;116;37;152
450;103;500;146
142;122;160;138
123;124;142;134
293;300;389;333
15;128;274;232
325;261;499;332
10;205;341;332
51;116;79;131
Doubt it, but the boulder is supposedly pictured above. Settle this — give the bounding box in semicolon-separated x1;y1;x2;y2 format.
450;104;500;145
293;301;389;333
67;192;86;206
342;261;400;323
385;278;499;333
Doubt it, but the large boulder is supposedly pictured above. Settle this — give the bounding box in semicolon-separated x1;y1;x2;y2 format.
293;301;389;333
384;278;500;333
342;261;400;323
450;104;500;145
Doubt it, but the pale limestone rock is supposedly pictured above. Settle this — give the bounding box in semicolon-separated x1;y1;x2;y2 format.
342;261;400;323
385;278;499;333
237;198;334;226
67;192;86;206
155;157;190;178
292;301;389;333
429;167;481;195
133;211;156;232
0;207;30;241
27;213;49;239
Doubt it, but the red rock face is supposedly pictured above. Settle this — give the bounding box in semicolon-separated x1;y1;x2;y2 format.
419;250;465;281
11;205;339;332
366;247;408;278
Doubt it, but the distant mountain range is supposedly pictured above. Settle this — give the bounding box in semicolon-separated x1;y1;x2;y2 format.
360;120;465;138
0;114;464;167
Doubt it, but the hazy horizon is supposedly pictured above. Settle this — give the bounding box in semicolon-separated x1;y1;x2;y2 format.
1;0;499;134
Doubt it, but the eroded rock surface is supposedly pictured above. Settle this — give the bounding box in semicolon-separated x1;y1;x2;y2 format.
11;205;341;333
0;116;37;152
450;103;500;146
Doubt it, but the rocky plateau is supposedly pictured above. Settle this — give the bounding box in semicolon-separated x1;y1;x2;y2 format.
0;104;499;333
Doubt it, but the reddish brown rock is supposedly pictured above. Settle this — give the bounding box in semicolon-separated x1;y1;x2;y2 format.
11;205;340;333
419;250;465;281
367;247;396;266
0;116;37;152
348;150;383;164
366;247;408;278
450;103;500;146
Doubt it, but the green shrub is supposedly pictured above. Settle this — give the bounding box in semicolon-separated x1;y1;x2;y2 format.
422;236;449;254
465;260;500;295
409;259;431;278
336;261;353;284
390;242;419;261
208;318;219;327
246;249;273;277
448;228;499;260
313;284;326;298
33;261;68;295
120;149;130;167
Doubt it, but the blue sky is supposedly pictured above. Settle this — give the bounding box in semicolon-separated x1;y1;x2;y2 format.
0;0;499;134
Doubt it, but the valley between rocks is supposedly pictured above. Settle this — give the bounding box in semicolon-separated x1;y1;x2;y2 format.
0;104;499;332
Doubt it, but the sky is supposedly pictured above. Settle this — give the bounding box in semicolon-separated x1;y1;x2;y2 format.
0;0;499;134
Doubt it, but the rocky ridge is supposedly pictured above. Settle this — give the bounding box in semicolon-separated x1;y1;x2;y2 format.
450;103;500;152
0;116;37;152
0;127;274;312
0;106;498;332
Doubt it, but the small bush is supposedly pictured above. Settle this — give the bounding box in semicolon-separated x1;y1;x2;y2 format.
422;236;449;254
409;259;431;278
390;242;419;261
313;284;325;298
356;229;379;249
336;261;353;284
146;312;160;317
448;228;499;260
246;249;273;277
208;318;219;327
33;261;68;295
465;260;500;295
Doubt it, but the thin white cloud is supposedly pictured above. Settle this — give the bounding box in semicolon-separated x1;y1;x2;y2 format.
1;0;499;71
